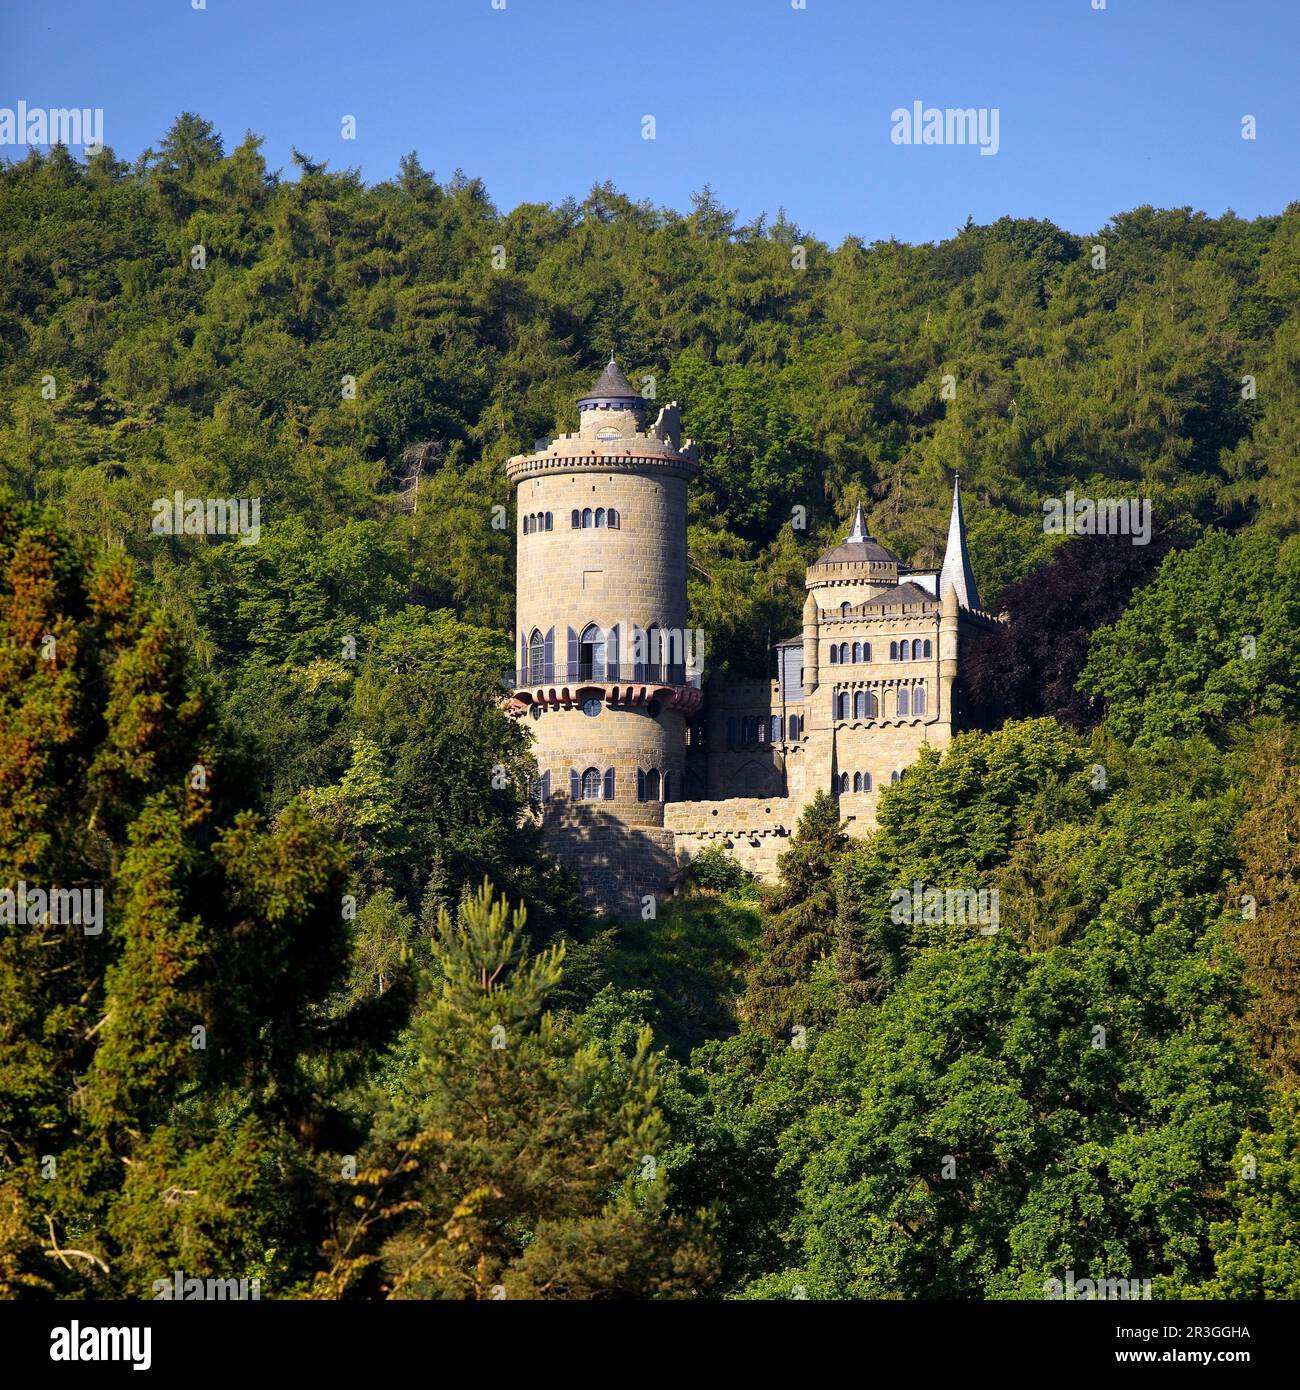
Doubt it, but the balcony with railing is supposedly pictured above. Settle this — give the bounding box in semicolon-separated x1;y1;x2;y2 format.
501;660;703;714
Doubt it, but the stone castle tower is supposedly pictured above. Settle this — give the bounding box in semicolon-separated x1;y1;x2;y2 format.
504;359;703;915
506;360;996;917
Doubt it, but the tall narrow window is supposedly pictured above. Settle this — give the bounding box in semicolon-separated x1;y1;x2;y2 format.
581;767;601;800
897;688;910;717
852;771;862;792
579;624;605;681
839;643;848;663
914;685;927;715
595;507;606;527
922;638;932;658
829;645;839;664
837;772;849;794
771;715;781;743
852;642;861;662
645;768;661;801
528;629;545;682
912;639;924;660
854;691;867;719
571;509;580;528
889;641;898;661
727;717;737;747
836;693;849;721
582;507;593;528
608;508;619;528
865;691;878;718
545;512;553;531
788;714;799;740
637;768;646;801
862;642;871;662
899;642;910;662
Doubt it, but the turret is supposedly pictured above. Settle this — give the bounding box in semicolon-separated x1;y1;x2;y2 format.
801;588;819;694
938;474;980;612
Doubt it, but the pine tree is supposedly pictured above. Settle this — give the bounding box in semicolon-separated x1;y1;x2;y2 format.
743;791;848;1037
317;881;716;1299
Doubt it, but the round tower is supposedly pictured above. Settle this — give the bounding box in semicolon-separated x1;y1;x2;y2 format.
505;359;701;845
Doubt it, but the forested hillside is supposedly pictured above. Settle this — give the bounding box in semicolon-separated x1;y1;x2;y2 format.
2;117;1299;1301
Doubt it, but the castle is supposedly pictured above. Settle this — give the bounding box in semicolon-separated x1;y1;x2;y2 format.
504;360;997;916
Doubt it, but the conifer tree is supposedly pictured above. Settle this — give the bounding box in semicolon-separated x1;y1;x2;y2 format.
743;791;848;1037
317;881;716;1299
0;504;354;1296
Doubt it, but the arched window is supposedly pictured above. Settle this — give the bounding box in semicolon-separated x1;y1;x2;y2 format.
922;638;932;658
841;602;851;616
636;768;646;801
864;690;878;718
912;638;924;660
861;642;871;662
647;625;663;680
571;509;580;528
852;771;863;792
607;508;619;528
604;767;615;800
891;770;901;785
889;641;898;661
579;624;605;680
852;642;861;662
727;717;737;747
839;643;849;663
540;770;551;801
645;768;661;801
771;716;781;743
528;629;545;682
788;714;799;740
545;512;553;531
897;688;910;717
899;641;910;662
861;771;872;792
523;515;530;535
837;772;849;794
581;767;601;800
829;644;838;664
836;693;849;721
913;685;927;715
595;507;606;527
854;690;868;719
583;507;595;528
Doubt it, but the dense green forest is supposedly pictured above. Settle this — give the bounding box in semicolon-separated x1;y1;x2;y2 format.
1;116;1298;1298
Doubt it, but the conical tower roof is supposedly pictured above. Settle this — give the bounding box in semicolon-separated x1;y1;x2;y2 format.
577;355;642;407
938;474;981;610
812;500;899;567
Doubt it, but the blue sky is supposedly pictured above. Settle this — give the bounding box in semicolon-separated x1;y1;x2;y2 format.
3;0;1297;245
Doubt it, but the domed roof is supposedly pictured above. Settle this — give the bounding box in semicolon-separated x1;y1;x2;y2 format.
811;502;899;568
577;355;642;407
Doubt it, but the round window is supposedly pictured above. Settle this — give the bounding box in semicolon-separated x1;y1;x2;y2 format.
581;698;602;717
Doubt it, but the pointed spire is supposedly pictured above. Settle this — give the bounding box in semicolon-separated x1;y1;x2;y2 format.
846;500;869;544
938;473;981;611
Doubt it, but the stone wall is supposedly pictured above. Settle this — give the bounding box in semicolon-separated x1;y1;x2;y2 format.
664;797;795;880
544;797;680;919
